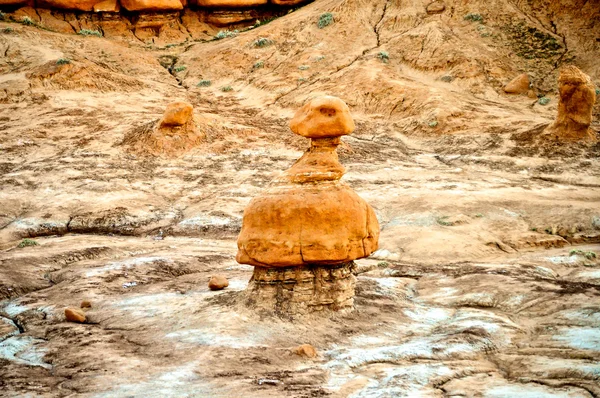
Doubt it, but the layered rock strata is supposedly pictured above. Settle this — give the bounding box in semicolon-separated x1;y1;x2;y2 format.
237;96;379;315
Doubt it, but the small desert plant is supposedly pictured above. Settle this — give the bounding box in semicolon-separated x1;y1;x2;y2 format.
538;97;550;105
221;85;233;92
440;75;454;82
253;37;272;48
318;12;334;29
173;65;187;72
570;249;597;260
377;261;389;268
428;120;439;127
197;79;211;87
253;16;277;28
377;51;390;63
314;55;326;62
475;213;483;218
464;13;483;22
298;65;309;70
252;61;264;70
2;27;13;34
596;88;600;96
18;238;38;248
298;77;307;83
56;58;71;65
436;216;452;226
21;16;35;26
530;227;537;231
0;11;5;20
215;30;238;40
78;29;102;37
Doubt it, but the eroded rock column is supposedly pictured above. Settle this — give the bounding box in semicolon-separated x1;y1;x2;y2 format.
236;96;380;316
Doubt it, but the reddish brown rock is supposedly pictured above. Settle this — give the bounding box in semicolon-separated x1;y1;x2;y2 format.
271;0;309;5
120;0;183;11
194;0;267;7
80;300;92;308
293;344;318;358
545;66;596;141
65;308;86;323
93;0;120;12
37;0;101;11
208;275;229;290
159;101;193;127
504;73;530;94
0;0;30;5
289;96;355;139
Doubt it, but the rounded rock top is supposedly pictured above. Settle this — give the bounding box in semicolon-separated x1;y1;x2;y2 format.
289;96;355;139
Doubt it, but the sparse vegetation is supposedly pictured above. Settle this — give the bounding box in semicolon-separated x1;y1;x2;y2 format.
56;58;71;65
221;85;233;92
197;80;211;87
215;30;238;40
18;238;38;248
252;61;264;70
298;65;309;70
464;13;484;22
314;55;326;62
173;65;187;72
0;11;5;20
377;261;389;268
538;97;550;105
21;16;35;26
318;12;334;29
570;249;597;260
436;216;452;226
2;27;13;34
475;213;484;218
78;29;102;37
253;17;278;28
596;88;600;96
377;51;390;63
428;120;439;128
502;22;563;60
253;37;273;48
298;78;307;83
440;75;454;82
531;227;537;231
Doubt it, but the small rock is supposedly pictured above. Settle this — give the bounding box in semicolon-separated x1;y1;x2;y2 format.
65;308;86;323
592;216;600;230
80;300;92;309
208;275;229;291
426;1;445;14
160;101;193;127
504;73;530;94
293;344;318;358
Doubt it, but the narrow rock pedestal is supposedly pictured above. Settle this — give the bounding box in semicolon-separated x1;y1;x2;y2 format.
244;262;356;316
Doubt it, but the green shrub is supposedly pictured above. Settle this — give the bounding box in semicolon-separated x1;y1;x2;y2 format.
221;85;233;92
215;30;238;40
56;58;71;65
464;13;483;22
18;238;38;248
298;77;307;83
596;88;600;96
21;16;35;26
538;97;550;105
314;55;326;62
78;29;102;37
318;12;333;29
377;51;389;63
197;79;211;87
428;120;438;127
2;27;13;34
252;61;264;70
173;65;187;72
298;65;309;70
440;75;454;82
253;37;272;48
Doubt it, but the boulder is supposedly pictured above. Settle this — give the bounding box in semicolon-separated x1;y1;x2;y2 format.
36;0;102;11
208;275;229;290
426;1;445;14
80;300;92;308
120;0;183;11
93;0;120;12
289;96;355;139
159;101;194;127
545;66;596;141
65;308;86;323
293;344;318;358
504;73;530;94
194;0;268;7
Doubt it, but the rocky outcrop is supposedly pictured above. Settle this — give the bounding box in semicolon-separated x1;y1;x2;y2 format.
120;0;183;11
545;66;596;141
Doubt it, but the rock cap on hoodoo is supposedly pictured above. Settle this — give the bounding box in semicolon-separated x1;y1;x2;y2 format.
236;96;379;268
289;96;355;139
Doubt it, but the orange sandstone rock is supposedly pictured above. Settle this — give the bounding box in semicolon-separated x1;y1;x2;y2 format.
80;300;92;308
93;0;120;12
208;275;229;290
0;0;30;5
37;0;102;11
120;0;183;11
236;96;379;268
293;344;318;358
65;308;86;323
194;0;267;7
271;0;309;5
545;66;596;141
159;101;193;127
504;73;530;94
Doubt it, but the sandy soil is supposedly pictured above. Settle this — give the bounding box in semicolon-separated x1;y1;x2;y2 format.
1;0;599;396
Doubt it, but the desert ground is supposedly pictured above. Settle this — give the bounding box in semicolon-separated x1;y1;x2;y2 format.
1;0;599;396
